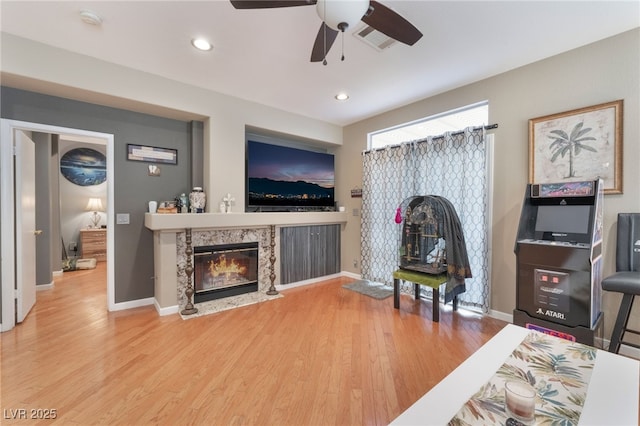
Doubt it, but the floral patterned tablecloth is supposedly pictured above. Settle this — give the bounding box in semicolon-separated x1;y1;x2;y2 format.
448;331;597;425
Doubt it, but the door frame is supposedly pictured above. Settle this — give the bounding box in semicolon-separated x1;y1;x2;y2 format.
1;119;115;331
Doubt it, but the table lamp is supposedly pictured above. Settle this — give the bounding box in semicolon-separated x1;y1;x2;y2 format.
86;197;104;228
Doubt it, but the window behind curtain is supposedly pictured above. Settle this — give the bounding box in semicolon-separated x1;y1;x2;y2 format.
362;103;492;313
369;102;488;149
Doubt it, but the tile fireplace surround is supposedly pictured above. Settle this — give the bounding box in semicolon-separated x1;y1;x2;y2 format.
178;228;269;309
145;212;348;316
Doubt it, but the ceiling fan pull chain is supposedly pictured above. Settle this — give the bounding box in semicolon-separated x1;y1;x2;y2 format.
322;1;328;66
323;28;327;65
336;21;348;62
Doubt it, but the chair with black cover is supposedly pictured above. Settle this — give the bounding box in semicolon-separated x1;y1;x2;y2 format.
601;213;640;354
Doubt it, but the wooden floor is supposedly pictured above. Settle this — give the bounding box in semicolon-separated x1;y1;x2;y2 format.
1;264;507;425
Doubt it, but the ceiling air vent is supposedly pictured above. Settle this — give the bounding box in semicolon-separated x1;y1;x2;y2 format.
353;24;397;52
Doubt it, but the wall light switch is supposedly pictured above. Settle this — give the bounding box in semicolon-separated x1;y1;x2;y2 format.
116;213;130;225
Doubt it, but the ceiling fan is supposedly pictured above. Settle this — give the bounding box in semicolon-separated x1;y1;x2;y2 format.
230;0;423;64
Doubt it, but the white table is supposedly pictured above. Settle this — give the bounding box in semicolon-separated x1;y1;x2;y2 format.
390;324;639;426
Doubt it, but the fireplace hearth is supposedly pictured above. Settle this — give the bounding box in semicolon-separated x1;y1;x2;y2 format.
194;242;259;303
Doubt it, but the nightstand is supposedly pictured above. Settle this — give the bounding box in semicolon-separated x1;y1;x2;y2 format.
80;228;107;261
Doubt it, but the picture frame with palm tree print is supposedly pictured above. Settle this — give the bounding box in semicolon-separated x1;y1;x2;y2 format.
529;100;623;194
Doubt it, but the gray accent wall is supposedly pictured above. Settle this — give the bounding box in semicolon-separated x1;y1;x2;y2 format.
190;121;204;189
1;87;203;304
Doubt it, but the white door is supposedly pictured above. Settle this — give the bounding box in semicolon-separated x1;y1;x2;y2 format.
15;130;37;322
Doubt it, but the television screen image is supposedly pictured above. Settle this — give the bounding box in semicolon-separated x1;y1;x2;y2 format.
246;140;335;210
535;205;591;235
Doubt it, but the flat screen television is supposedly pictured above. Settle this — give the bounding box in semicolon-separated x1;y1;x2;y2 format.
246;140;335;211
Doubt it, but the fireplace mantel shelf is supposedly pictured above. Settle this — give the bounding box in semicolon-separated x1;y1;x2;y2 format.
145;211;348;231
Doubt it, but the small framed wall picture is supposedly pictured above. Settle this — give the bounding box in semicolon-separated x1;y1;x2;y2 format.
127;144;177;165
148;165;161;176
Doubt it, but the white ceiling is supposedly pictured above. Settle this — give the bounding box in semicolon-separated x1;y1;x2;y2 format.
1;1;638;126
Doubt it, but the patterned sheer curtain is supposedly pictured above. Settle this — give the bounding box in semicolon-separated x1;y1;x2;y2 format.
361;127;491;313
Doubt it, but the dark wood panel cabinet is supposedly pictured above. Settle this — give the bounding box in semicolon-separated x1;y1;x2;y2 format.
280;224;340;284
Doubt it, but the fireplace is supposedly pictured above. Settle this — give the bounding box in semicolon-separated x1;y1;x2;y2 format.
193;242;259;303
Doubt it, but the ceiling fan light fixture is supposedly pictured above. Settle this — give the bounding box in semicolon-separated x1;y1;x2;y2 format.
335;92;349;101
191;38;213;51
316;0;369;31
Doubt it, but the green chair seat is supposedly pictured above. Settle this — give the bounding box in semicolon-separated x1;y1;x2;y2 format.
392;269;456;322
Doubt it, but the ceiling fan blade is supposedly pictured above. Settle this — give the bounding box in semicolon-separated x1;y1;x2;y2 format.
230;0;316;9
361;0;423;46
310;23;339;62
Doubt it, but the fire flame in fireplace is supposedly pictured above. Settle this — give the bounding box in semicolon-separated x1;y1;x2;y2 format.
208;254;247;278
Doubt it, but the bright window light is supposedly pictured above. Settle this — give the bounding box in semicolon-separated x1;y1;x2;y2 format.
369;102;488;150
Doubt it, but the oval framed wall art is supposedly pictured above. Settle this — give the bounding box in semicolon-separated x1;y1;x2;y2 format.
60;148;107;186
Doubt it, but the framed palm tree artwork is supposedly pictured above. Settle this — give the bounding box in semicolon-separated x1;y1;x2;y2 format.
529;100;623;194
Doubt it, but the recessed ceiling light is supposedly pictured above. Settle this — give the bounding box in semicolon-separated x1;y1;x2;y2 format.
79;10;102;26
191;38;213;51
335;93;349;101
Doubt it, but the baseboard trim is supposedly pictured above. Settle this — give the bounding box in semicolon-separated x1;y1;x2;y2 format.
52;270;63;277
488;309;513;323
275;272;347;291
340;270;361;280
616;343;640;360
36;281;54;291
154;299;179;316
110;297;154;312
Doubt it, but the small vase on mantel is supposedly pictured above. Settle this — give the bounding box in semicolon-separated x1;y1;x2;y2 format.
179;193;189;213
189;187;206;213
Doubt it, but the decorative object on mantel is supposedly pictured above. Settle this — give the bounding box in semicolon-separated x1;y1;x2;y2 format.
157;201;178;214
223;193;235;213
189;187;206;213
85;197;104;228
219;202;226;213
148;201;157;213
179;193;189;213
266;225;279;295
181;228;198;315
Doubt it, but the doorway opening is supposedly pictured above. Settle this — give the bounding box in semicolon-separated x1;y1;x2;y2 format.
1;119;115;332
